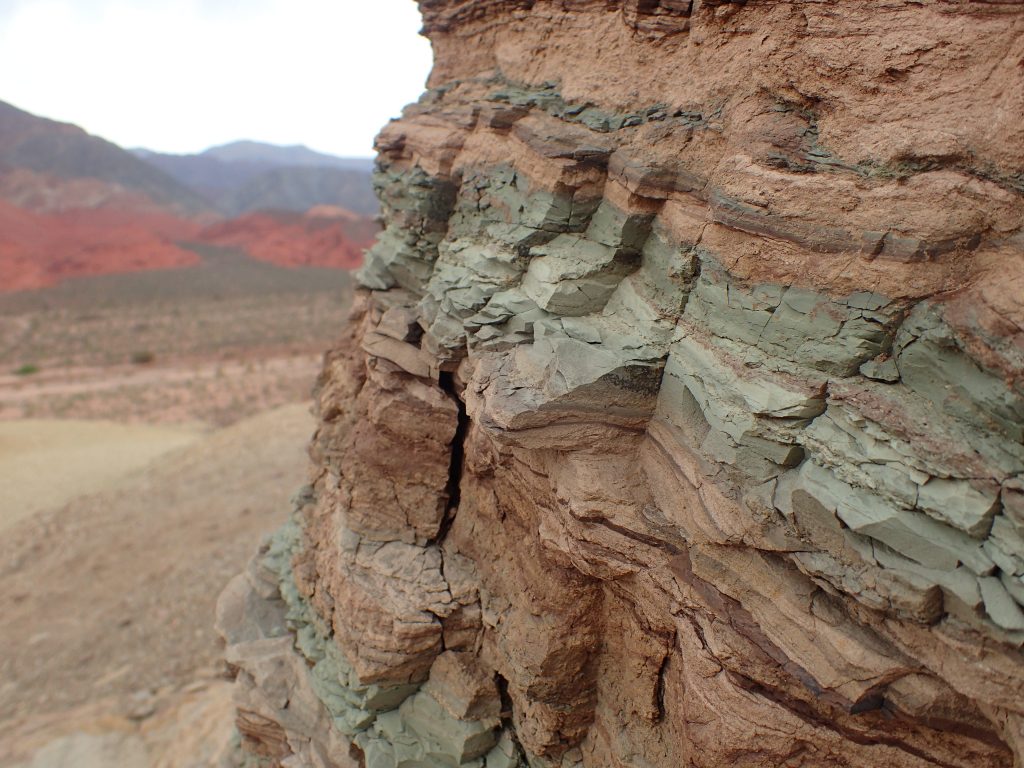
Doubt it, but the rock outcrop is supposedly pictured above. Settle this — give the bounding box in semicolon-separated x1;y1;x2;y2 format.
217;2;1024;766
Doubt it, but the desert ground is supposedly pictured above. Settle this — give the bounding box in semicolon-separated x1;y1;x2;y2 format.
0;248;353;766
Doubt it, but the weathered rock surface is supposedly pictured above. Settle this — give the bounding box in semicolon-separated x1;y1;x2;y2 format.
219;2;1024;766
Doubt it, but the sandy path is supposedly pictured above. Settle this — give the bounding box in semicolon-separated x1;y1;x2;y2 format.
0;402;315;766
0;420;205;531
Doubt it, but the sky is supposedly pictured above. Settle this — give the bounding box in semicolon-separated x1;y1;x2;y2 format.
0;0;434;158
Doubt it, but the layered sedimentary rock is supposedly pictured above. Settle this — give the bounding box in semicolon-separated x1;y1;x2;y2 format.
217;2;1024;766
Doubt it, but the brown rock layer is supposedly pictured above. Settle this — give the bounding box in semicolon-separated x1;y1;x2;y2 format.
218;3;1024;767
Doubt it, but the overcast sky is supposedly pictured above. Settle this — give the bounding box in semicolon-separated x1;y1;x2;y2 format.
0;0;433;157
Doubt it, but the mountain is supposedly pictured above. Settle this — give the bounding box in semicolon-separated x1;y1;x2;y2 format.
129;150;258;194
200;141;374;172
0;99;212;289
132;142;378;216
0;98;378;291
0;100;210;215
224;166;378;216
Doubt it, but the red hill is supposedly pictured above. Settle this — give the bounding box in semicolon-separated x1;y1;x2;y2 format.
199;208;376;270
0;200;201;292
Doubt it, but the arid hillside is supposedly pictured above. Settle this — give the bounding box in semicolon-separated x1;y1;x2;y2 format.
0;99;377;290
0;199;201;292
200;208;379;270
0;99;209;215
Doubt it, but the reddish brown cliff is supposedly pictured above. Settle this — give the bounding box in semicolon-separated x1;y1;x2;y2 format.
218;3;1024;766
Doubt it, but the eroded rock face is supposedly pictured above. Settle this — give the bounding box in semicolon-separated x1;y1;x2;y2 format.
218;2;1024;766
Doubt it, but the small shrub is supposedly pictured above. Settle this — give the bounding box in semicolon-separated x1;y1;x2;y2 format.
130;350;155;365
13;363;39;376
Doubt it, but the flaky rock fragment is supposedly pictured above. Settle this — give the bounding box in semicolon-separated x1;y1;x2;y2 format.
219;2;1024;767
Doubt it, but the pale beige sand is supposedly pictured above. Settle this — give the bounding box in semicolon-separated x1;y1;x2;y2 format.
0;419;204;531
0;402;315;766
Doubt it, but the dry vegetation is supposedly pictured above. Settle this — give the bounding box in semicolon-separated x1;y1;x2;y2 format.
0;245;354;424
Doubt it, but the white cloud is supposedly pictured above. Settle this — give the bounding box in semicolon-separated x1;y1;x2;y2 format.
0;0;433;156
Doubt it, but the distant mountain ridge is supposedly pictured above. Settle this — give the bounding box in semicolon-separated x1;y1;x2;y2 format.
0;100;210;215
132;141;378;216
198;140;374;171
0;98;378;290
0;100;378;218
